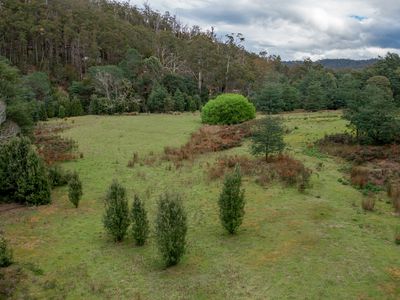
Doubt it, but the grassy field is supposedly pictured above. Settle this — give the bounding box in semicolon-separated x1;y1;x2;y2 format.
1;111;399;299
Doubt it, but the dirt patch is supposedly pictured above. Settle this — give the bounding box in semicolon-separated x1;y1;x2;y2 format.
387;267;400;280
0;203;25;214
249;235;318;266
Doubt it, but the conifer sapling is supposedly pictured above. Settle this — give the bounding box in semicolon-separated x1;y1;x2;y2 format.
68;171;82;208
218;165;246;234
103;180;130;242
130;195;149;246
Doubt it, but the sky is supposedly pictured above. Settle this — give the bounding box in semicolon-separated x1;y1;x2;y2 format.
126;0;400;60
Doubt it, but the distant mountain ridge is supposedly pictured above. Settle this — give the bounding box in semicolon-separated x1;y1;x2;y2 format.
283;58;379;70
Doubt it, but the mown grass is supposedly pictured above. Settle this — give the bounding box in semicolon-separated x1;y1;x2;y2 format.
1;112;399;299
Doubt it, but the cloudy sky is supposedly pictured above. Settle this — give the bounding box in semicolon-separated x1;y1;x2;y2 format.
127;0;400;60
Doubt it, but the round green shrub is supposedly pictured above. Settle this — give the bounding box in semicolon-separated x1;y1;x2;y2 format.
201;93;256;125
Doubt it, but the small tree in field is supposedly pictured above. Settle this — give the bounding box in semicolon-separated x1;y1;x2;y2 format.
395;225;400;245
218;165;245;234
103;180;130;242
68;171;82;208
155;193;187;267
0;234;13;267
130;195;149;246
251;116;285;161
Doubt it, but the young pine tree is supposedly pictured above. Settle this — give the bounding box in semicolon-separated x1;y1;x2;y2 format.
68;171;83;208
58;105;66;118
130;195;149;246
103;180;130;242
218;165;245;234
148;84;169;113
69;97;84;116
174;89;186;112
155;193;187;267
0;234;13;267
250;116;285;161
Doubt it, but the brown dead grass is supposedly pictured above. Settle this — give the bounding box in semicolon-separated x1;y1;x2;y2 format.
387;268;400;280
34;123;79;165
0;266;25;299
319;135;400;210
206;154;312;190
361;197;376;211
318;134;400;164
387;182;400;213
350;166;388;188
163;122;253;165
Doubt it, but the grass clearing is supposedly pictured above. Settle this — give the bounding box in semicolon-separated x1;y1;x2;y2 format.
1;112;399;299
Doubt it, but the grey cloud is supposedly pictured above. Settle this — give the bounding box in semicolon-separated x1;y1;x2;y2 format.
128;0;400;60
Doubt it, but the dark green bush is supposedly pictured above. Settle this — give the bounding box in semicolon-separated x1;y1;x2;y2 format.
69;97;84;116
130;195;149;246
254;83;285;114
89;95;113;115
36;101;48;121
155;193;187;267
344;85;400;145
218;165;245;234
201;93;255;125
395;226;400;245
48;165;70;187
174;89;186;112
0;234;13;267
103;180;130;242
58;105;66;118
147;84;170;113
0;137;51;205
5;100;34;134
68;171;82;208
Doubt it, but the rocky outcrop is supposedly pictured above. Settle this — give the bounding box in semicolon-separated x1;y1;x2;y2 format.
0;120;20;143
0;101;20;142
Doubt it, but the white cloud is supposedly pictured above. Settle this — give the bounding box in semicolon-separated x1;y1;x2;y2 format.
128;0;400;60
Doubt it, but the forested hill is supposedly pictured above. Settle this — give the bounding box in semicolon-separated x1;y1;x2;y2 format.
284;59;379;70
0;0;278;93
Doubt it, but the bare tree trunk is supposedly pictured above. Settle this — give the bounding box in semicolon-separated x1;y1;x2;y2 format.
198;70;202;93
225;56;230;92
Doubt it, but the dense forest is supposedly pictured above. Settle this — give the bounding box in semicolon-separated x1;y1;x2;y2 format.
284;59;379;70
1;0;400;133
